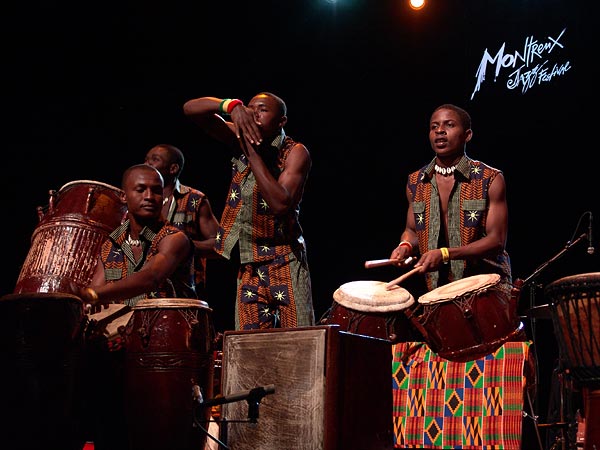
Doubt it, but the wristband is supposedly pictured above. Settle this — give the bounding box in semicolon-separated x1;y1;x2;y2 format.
219;98;244;115
399;240;413;253
440;247;450;264
83;287;99;302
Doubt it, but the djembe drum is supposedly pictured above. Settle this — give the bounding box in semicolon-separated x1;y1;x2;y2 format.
325;280;419;343
411;274;524;361
124;298;215;450
14;179;126;294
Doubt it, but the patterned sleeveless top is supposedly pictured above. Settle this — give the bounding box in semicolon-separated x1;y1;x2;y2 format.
407;155;512;291
215;132;307;264
100;219;196;306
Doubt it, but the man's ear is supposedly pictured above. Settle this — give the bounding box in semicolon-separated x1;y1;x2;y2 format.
170;163;180;177
465;129;473;143
279;115;288;129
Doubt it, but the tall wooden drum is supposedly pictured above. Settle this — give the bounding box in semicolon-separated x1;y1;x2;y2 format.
14;180;126;294
124;298;215;450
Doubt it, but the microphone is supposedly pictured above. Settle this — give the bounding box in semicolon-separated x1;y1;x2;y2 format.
199;384;275;408
588;212;595;255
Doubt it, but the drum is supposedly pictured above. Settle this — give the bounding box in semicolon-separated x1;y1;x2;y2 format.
124;298;215;450
326;280;418;343
0;292;86;449
14;180;126;294
544;272;600;384
412;274;523;362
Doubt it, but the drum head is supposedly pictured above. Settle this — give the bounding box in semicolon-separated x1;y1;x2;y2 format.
59;179;123;195
418;273;501;305
333;280;414;313
133;298;210;310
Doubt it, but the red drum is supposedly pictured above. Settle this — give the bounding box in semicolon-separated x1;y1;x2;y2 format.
412;274;523;362
14;180;126;294
124;298;215;450
325;280;418;343
544;272;600;384
0;293;85;449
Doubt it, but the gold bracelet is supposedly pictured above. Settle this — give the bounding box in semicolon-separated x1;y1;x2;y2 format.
83;287;99;302
440;247;450;264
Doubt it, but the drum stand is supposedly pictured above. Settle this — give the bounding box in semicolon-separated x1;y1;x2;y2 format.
520;231;589;450
194;384;276;449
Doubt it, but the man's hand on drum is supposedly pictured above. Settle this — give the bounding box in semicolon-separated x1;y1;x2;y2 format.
79;286;106;314
390;242;415;267
414;249;446;272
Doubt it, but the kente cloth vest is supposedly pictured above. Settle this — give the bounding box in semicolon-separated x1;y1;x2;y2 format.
407;155;512;291
165;182;209;291
215;135;306;264
100;219;196;307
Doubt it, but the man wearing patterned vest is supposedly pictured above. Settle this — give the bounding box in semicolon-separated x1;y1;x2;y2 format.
144;143;220;300
183;92;315;330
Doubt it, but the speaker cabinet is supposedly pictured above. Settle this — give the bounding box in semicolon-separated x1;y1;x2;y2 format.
220;325;394;450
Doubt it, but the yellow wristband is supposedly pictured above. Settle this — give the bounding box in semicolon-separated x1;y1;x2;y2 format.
440;247;450;264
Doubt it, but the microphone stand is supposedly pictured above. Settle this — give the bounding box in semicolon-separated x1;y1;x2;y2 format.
519;232;587;450
195;385;276;449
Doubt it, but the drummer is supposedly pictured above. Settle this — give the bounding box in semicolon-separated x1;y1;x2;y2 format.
388;104;513;297
76;164;197;450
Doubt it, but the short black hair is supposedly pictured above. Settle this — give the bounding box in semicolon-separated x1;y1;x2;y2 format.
433;104;472;130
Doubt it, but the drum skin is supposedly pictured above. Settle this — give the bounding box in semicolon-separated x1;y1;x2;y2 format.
412;274;523;362
124;298;215;450
14;180;126;294
326;280;421;343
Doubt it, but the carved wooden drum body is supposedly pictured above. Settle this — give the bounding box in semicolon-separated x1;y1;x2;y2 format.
326;280;419;343
14;180;126;294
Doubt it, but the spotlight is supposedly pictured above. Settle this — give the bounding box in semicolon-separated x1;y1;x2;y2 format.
409;0;425;10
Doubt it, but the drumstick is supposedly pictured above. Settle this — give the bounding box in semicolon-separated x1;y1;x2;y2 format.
385;266;422;290
364;256;414;269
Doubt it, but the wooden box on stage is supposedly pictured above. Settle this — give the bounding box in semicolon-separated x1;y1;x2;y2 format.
220;325;394;450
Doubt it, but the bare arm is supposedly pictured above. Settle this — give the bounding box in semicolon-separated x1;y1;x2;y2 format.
193;196;221;258
390;184;419;264
183;96;263;148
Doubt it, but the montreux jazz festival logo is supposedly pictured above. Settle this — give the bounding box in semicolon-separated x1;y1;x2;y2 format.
471;27;570;100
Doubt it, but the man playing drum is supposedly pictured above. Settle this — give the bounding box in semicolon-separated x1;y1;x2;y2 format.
76;164;198;450
386;104;532;449
388;103;512;296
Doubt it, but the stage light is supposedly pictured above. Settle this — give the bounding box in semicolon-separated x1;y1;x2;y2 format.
409;0;425;10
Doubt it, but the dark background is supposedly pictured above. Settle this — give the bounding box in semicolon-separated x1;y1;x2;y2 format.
3;0;597;441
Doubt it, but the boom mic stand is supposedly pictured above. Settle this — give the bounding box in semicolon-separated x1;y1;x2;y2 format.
194;384;276;450
519;229;589;450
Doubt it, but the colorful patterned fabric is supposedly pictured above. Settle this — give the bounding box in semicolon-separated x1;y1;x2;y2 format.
407;155;512;291
214;131;314;330
101;219;196;307
392;341;533;449
214;133;306;264
166;180;210;296
235;251;313;330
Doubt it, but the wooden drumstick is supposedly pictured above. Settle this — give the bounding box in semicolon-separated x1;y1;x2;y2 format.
364;256;414;269
385;266;422;290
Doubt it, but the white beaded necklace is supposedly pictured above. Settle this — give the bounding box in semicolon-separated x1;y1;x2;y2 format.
434;164;456;176
126;235;141;247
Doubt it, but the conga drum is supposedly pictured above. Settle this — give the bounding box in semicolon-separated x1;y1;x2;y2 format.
412;274;524;361
124;298;215;450
544;272;600;384
326;280;419;343
0;292;86;450
14;180;126;294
